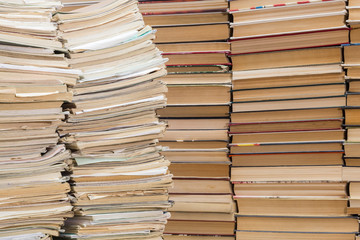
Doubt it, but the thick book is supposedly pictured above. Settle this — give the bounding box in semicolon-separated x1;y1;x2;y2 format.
144;11;228;26
231;12;346;39
229;0;338;10
236;216;359;233
234;197;348;216
236;231;354;240
231;151;344;166
139;0;228;14
164;236;235;240
231;166;343;182
230;28;349;54
231;46;342;71
231;107;343;123
167;85;231;105
165;220;235;236
232;96;346;112
233;182;347;197
158;105;230;118
154;23;229;43
345;108;360;125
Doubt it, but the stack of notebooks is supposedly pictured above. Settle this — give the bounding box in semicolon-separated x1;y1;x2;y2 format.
55;0;172;239
139;1;235;240
0;1;79;240
229;0;359;239
0;2;75;240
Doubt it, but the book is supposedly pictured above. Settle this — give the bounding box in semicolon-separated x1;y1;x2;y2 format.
165;220;235;235
233;182;347;197
231;11;346;39
144;12;228;26
229;0;330;10
234;197;348;216
164;236;235;240
139;0;228;14
154;23;229;43
231;166;343;182
232;46;342;71
230;28;349;54
235;231;355;240
236;216;358;233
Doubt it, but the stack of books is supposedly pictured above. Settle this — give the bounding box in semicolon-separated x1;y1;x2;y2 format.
348;0;360;43
230;0;349;54
334;2;360;233
0;1;79;239
55;0;172;239
139;1;235;239
343;43;360;219
229;0;359;239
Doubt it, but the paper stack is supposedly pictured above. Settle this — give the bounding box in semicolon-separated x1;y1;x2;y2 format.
139;1;235;239
0;1;79;239
56;0;172;239
229;0;358;239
